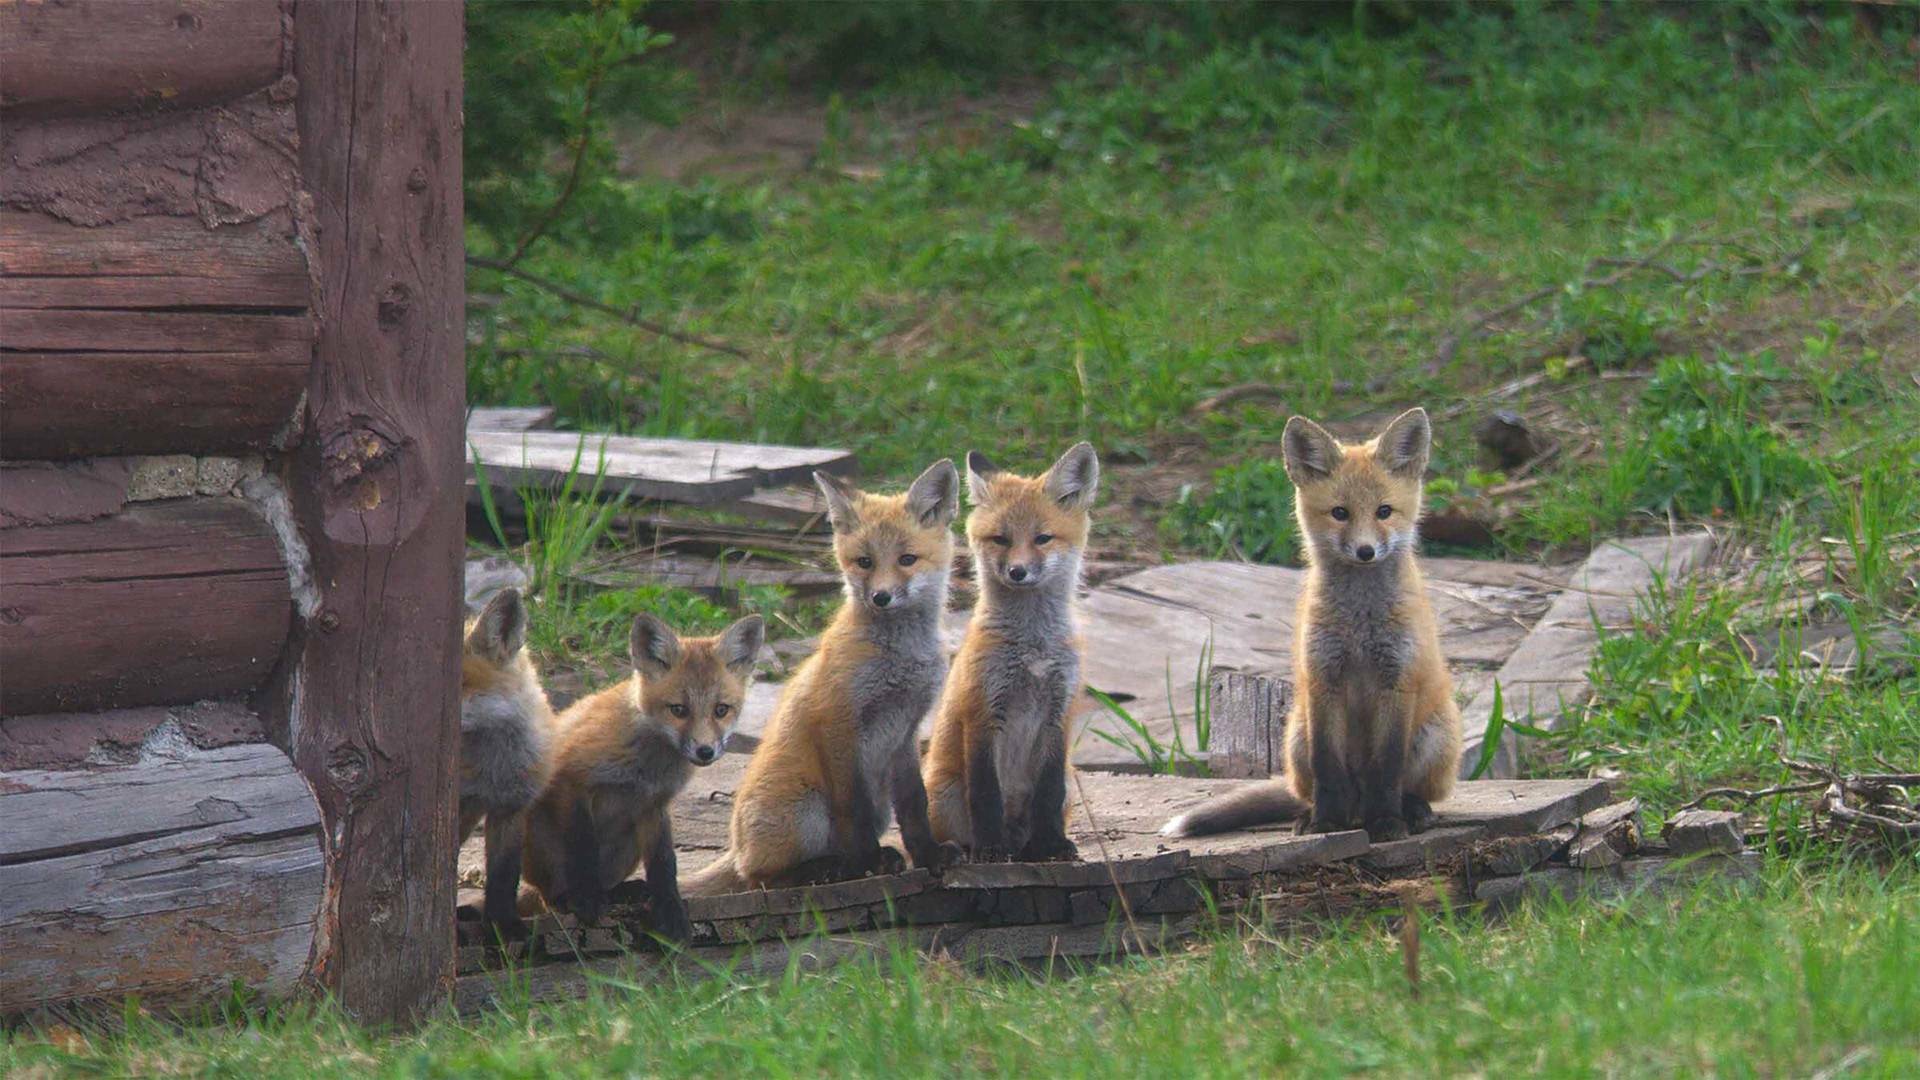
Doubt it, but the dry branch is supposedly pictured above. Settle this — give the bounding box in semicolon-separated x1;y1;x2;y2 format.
467;256;750;360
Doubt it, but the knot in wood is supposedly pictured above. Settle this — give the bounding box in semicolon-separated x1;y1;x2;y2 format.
326;744;369;794
406;167;428;194
377;284;413;328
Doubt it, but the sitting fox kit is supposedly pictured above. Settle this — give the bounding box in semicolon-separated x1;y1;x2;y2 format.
459;588;557;939
924;443;1098;863
521;612;762;940
1163;408;1462;842
686;461;961;894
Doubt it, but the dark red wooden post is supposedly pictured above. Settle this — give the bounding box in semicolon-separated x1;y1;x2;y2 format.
286;0;466;1024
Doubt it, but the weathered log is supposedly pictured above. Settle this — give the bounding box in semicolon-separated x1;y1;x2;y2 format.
0;460;133;530
0;210;309;308
278;0;468;1025
1567;798;1644;869
0;742;324;1016
1205;670;1292;778
0;700;266;771
0;0;285;118
0;498;290;716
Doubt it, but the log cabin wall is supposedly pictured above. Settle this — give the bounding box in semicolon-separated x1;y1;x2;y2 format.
0;1;465;1026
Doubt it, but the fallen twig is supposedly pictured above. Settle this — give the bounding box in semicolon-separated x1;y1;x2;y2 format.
1191;382;1288;415
467;256;751;360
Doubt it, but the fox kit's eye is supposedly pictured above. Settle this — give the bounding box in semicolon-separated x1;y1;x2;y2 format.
668;703;688;718
1034;534;1054;546
898;554;919;567
1376;504;1392;520
713;703;731;719
855;555;873;570
1330;506;1350;521
989;535;1011;547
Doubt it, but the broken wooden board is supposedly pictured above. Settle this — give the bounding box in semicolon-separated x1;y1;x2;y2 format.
1457;533;1716;779
467;405;556;432
1069;559;1559;769
466;428;855;506
573;550;841;599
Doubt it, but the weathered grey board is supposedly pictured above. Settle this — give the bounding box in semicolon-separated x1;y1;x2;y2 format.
1069;559;1558;769
467;406;557;433
574;551;841;598
1457;533;1715;779
0;742;325;1015
466;429;855;506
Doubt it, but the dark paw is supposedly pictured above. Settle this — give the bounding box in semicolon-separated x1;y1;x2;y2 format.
570;896;607;928
913;841;965;873
872;845;907;876
1366;817;1410;842
651;910;692;946
1023;836;1080;863
482;914;531;947
1402;794;1435;833
972;844;1014;863
1305;816;1350;835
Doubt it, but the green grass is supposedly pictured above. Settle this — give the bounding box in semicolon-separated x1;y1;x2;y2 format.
11;864;1919;1077
468;4;1918;560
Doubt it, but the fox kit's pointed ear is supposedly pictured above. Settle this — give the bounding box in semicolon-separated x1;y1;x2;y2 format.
965;450;1000;506
1281;416;1340;484
1374;407;1431;479
813;470;860;531
906;458;959;527
629;612;683;679
1044;442;1100;510
717;615;765;679
468;587;527;664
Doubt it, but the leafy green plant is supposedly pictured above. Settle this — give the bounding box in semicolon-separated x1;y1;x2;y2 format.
1165;461;1299;565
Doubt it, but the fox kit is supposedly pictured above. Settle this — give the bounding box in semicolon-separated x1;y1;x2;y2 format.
521;613;762;941
685;461;961;895
460;588;557;940
1161;408;1462;842
923;443;1099;863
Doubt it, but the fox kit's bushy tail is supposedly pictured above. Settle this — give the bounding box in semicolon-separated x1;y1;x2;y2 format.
681;851;746;897
1159;780;1308;838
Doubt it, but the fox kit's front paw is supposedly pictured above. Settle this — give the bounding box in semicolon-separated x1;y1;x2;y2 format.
971;844;1014;863
872;845;908;876
911;840;965;873
482;914;532;948
1022;835;1079;863
1365;816;1410;842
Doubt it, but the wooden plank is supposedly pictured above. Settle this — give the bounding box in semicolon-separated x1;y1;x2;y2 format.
0;211;308;309
1456;534;1715;778
573;551;841;598
466;429;855;506
466;406;555;433
0;498;291;716
0;743;324;1016
0;1;285;119
0;700;265;771
722;486;832;530
1428;778;1613;836
282;0;467;1026
1205;671;1291;779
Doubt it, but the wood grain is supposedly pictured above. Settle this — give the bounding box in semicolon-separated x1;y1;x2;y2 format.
280;0;468;1025
0;498;291;716
0;1;285;119
0;743;323;1016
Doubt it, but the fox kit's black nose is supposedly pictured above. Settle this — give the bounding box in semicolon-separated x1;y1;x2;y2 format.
1354;545;1376;562
693;744;718;764
1008;566;1028;582
871;590;893;607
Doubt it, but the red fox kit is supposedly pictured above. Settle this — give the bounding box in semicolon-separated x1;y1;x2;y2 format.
521;613;762;941
685;461;961;894
923;443;1099;862
459;587;556;940
1161;408;1462;842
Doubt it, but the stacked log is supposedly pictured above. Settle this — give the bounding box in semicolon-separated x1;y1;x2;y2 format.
1;1;467;1025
